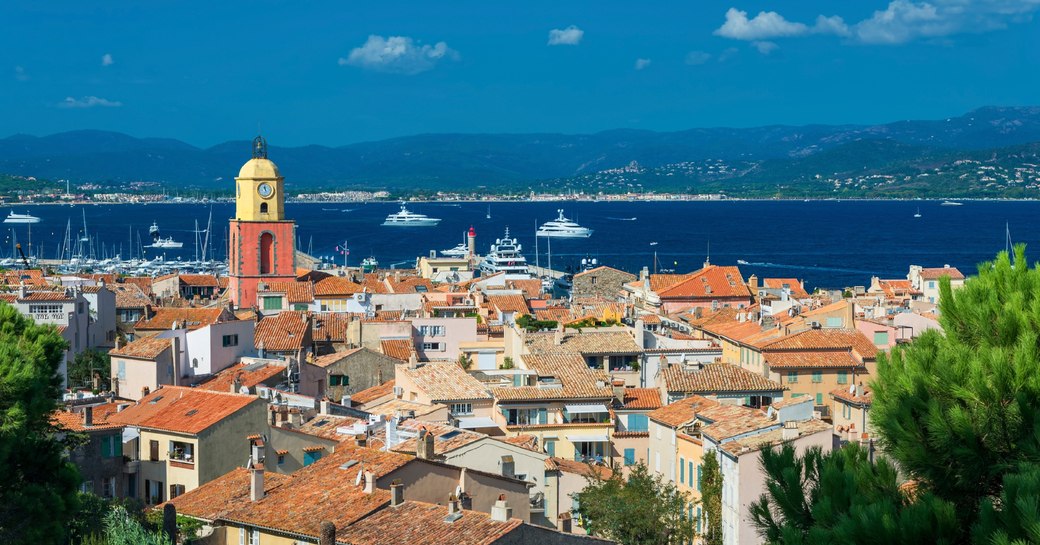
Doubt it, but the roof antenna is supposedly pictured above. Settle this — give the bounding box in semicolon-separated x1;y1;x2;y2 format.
703;239;711;269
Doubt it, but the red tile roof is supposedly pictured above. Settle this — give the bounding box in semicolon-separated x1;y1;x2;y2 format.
661;363;783;394
109;337;171;360
136;307;231;331
260;281;315;304
647;395;720;428
52;403;125;432
254;311;310;352
762;278;811;299
351;380;396;405
336;500;523;545
179;274;219;287
494;354;612;402
765;351;864;370
313;276;363;297
109;386;260;435
400;361;492;402
620;388;662;410
196;362;286;392
487;294;531;317
380;339;415;362
545;457;613;479
657;266;751;300
761;328;878;359
311;312;351;342
920;266;965;280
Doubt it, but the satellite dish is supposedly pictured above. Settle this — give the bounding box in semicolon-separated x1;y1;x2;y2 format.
239;386;250;395
455;485;463;499
849;383;856;394
355;468;364;486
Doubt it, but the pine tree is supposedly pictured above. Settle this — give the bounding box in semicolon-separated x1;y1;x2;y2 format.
700;453;723;545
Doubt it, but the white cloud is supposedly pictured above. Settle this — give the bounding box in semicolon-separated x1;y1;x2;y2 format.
685;51;712;65
58;96;123;108
101;53;114;66
718;47;740;62
339;35;457;75
14;65;29;81
714;8;808;39
814;15;851;36
548;25;584;46
751;40;779;54
634;58;652;70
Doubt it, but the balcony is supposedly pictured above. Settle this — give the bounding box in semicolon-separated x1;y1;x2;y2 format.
123;460;140;474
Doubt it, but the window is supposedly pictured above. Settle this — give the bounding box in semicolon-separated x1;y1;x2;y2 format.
655;452;661;472
149;440;160;461
81;481;94;494
697;464;702;491
627;413;649;432
29;304;63;315
545;440;555;457
262;296;282;310
873;331;889;345
787;371;798;383
502;459;515;478
825;317;842;328
504;408;546;426
169;441;194;463
249;528;260;545
239;528;246;545
928;281;936;289
816;393;824;405
450;403;473;415
259;202;269;214
101;435;123;458
329;374;348;387
837;371;848;385
277;454;285;465
169;484;186;499
811;371;823;383
78;302;85;314
146;479;164;504
419;325;446;337
303;450;323;466
623;448;635;466
102;477;116;498
696;506;702;533
422;342;443;351
680;457;685;482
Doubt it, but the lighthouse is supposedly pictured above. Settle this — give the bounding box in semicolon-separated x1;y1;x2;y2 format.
467;226;476;258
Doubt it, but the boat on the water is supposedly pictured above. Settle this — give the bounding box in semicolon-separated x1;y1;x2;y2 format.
914;207;922;218
146;221;183;248
940;201;963;206
479;227;530;276
536;209;592;238
4;211;41;224
361;256;379;273
382;204;441;227
441;242;469;258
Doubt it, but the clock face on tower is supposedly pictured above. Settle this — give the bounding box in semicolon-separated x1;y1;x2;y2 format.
257;182;273;198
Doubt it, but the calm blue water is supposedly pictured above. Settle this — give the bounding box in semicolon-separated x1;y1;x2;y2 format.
5;200;1036;290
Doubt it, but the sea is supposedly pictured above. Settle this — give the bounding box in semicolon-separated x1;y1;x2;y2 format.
4;200;1037;291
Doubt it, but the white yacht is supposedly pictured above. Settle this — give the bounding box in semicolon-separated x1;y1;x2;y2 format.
4;211;41;224
382;204;441;227
147;222;184;248
440;242;469;258
536;209;592;238
479;227;530;276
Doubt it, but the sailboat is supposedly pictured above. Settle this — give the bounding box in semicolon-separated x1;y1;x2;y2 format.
914;207;921;218
486;205;491;220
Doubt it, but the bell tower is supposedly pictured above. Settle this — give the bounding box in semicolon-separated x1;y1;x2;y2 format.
228;136;296;309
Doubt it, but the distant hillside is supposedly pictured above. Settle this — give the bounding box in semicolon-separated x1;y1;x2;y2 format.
2;106;1040;192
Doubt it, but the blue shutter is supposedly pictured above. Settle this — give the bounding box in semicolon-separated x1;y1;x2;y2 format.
689;461;694;487
628;414;649;432
696;507;702;533
697;464;702;491
680;457;685;482
538;408;548;425
623;448;635;466
546;440;555;457
114;435;123;457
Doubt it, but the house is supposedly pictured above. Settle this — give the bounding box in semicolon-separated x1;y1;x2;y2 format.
908;264;965;305
112;282;152;331
299;347;398;401
152;273;221;301
831;382;873;448
254;310;313;362
7;285;91;385
572;265;636;301
761;328;878;411
412;317;478;361
656;362;785;407
493;353;615;463
417;254;474;283
110;337;178;400
545;457;613;534
53;402;128;498
396;361;496;430
108;386;267;504
256;280;315;314
524;327;643;385
134;307;237;339
195;360;287;394
611;387;661;473
624;265;753;313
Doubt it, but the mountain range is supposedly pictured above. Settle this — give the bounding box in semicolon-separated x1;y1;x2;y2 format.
2;106;1040;192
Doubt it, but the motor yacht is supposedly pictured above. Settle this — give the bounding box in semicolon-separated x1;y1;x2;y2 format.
4;211;41;224
536;209;592;238
382;204;441;226
479;227;530;276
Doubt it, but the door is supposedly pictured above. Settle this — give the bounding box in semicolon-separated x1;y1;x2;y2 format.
149;440;160;461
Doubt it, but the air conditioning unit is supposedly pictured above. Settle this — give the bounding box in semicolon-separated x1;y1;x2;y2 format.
393;386;404;398
810;321;822;329
354;292;368;303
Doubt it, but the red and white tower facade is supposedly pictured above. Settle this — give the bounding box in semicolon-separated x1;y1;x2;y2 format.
228;137;296;309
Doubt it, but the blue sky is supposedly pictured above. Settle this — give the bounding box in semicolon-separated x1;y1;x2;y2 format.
3;1;1040;146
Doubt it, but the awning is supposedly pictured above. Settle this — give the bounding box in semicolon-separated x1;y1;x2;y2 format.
565;404;609;414
122;426;140;443
567;434;610;443
457;417;499;429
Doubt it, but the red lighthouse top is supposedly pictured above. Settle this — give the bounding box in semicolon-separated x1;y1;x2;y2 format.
468;226;476;237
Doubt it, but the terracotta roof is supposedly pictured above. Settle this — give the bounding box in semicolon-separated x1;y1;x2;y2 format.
656;266;751;299
18;291;73;302
534;308;571;322
574;265;634;281
620;388;662;410
136;307;230;331
699;319;766;345
920;266;965;280
718;419;831;456
494;354;612;402
336;500;523;545
390;420;485;455
770;396;813;410
112;283;151;309
121;276;154;296
661;363;784;394
179;274;219;287
196;362;286;392
762;278;811;299
682;306;740;327
109;386;260;435
260;281;315;304
254;311;310;352
1;269;47;287
487;294;531;317
164;468;290;522
505;279;544;299
765;351;864;370
311;312;351;342
294;414;367;440
351;380;396;405
761;329;878;359
387;277;434;294
380;339;415;362
364;398;442;419
626;273;693;293
400;362;491;402
109;337;171;360
313;276;363;297
52;403;125;432
310;347;365;368
831;384;873;406
545;457;613;479
498;434;541;453
698;404;777;442
525;329;641;355
647;395;720;428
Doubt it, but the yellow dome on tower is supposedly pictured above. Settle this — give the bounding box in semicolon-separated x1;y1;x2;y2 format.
237;157;281;179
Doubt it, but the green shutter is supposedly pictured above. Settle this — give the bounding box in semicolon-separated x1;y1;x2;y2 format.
837;371;848;384
816;393;824;405
114;436;122;457
538;408;547;425
697;464;702;491
812;371;822;383
101;436;111;458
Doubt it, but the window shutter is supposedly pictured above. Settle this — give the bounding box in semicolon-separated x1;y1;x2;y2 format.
101;436;111;458
538;408;547;425
115;436;123;457
680;458;685;482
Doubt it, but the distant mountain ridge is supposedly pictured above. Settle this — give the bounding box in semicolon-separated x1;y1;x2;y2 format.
2;106;1040;190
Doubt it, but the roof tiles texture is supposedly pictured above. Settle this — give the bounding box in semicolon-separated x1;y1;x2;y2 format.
254;311;310;352
647;395;721;428
109;386;259;435
494;353;612;402
110;337;171;360
136;307;230;331
662;363;784;394
401;361;491;402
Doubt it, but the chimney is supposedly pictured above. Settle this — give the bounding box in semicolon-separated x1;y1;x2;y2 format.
416;427;435;460
319;398;331;415
363;470;376;494
447;494;461;515
782;420;799;441
611;379;625;404
318;521;336;545
268;406;278;426
408;352;418;370
248;437;265;501
390;481;404;507
288;408;302;428
356;434;368;448
18;282;26;299
491;495;513;522
83;405;93;427
231;373;243;394
141;386;150;398
639;266;649;282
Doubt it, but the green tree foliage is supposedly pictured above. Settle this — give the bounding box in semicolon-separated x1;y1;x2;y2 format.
103;506;172;545
752;246;1040;544
574;462;697;545
701;453;723;545
67;349;111;391
515;314;557;331
70;494;146;544
0;303;81;544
